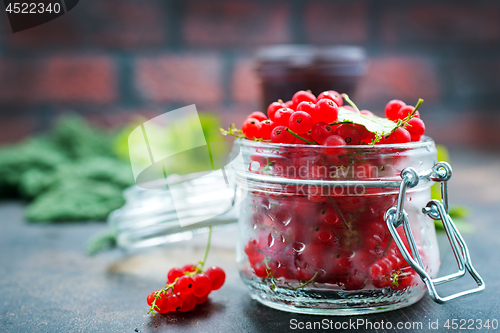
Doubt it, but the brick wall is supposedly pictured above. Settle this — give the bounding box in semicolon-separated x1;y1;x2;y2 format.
1;0;500;147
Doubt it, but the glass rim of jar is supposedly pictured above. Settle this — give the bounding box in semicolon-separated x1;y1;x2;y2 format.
234;135;434;151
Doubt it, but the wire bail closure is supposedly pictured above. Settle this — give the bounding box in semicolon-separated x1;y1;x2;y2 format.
384;162;485;304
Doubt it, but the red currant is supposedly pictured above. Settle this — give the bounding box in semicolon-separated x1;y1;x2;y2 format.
333;124;361;145
196;294;209;305
274;108;295;127
315;99;339;123
317;90;343;107
390;127;411;143
178;293;197;312
311;122;334;144
267;101;284;121
174;275;195;295
167;267;184;284
323;135;346;146
292;90;316;107
385;99;405;121
193;274;212;297
406;118;425;141
248;111;268;122
241;118;261;139
205;266;226;290
360;110;374;117
397;105;420;120
284;100;294;109
271;126;294;144
343;105;356;112
292;132;314;144
182;264;197;273
165;290;183;311
259;119;274;140
289;111;313;134
147;292;156;307
296;101;316;120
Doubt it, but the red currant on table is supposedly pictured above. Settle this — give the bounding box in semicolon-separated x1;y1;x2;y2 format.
167;267;184;283
193;274;212;297
174;275;195;295
289;111;313;134
205;266;226;290
385;99;406;121
241;118;261;139
178;293;197;312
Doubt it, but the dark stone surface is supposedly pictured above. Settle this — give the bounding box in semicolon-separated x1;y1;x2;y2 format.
1;149;499;332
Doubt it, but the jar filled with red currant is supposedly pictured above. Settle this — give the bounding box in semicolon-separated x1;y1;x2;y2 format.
225;92;484;315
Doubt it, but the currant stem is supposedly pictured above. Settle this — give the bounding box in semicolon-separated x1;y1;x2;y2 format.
199;226;212;270
341;93;360;113
285;127;316;144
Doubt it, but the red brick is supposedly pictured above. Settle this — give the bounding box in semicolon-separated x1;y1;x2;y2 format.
382;3;500;45
184;1;290;46
85;0;166;48
135;55;223;104
232;59;261;104
305;1;368;44
0;56;117;104
356;56;440;108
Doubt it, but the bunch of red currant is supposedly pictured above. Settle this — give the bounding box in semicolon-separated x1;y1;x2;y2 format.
147;264;226;315
234;90;426;146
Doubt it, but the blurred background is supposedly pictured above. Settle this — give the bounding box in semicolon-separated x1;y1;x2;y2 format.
1;0;500;147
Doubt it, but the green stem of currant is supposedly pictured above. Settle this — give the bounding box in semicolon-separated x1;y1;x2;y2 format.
341;93;360;113
199;226;212;270
285;127;316;145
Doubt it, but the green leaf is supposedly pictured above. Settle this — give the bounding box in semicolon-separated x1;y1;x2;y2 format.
337;107;397;136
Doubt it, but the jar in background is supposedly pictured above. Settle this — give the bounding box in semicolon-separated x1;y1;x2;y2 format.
233;137;440;315
255;45;367;111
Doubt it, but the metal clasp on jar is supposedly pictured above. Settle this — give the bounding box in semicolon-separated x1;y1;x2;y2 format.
384;162;485;304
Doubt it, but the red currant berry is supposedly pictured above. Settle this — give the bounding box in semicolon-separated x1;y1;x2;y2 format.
196;294;209;305
271;126;294;144
165;290;183;311
248;111;268;122
267;101;284;121
333;124;361;145
284;100;294;109
385;99;406;121
390;127;411;143
193;274;212;297
406;118;425;141
274;108;295;127
205;266;226;291
315;99;339;123
317;90;343;107
259;119;274;140
174;275;195;295
147;292;156;307
323;135;346;146
296;101;316;120
292;90;316;107
289;111;313;134
343;105;356;112
167;267;184;284
182;264;197;273
360;110;374;117
397;105;420;120
241;118;261;139
311;122;334;144
178;293;197;312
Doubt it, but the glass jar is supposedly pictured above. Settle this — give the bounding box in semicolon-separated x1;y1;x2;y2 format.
233;137;441;315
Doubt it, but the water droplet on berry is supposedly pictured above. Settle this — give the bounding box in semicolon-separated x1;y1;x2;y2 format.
292;242;306;253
